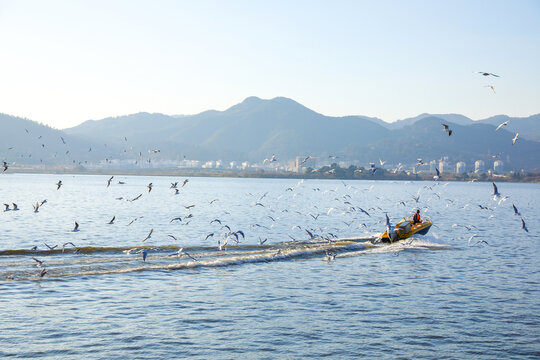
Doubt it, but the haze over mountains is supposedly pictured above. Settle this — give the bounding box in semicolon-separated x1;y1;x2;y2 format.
1;96;539;170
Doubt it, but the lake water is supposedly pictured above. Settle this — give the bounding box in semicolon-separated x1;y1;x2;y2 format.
1;174;539;359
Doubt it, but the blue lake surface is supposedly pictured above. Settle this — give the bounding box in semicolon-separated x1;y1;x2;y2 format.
1;174;539;359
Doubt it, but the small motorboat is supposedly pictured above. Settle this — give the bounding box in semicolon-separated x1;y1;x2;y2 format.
379;218;432;243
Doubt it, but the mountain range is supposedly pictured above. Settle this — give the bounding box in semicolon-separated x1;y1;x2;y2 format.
1;96;539;170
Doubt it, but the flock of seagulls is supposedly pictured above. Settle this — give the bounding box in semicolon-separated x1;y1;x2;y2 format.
0;69;534;279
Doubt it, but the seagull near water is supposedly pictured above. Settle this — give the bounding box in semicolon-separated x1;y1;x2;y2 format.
56;180;62;190
492;182;501;199
521;218;529;232
143;228;153;242
72;222;80;232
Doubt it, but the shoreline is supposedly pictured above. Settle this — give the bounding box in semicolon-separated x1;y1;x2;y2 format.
5;167;540;183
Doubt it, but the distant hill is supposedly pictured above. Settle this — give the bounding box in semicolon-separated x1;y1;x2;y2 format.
476;114;540;142
0;113;105;165
2;97;540;171
386;113;475;129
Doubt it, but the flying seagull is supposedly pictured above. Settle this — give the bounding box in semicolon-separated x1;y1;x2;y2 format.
108;216;115;224
147;183;153;192
485;85;496;94
298;156;311;166
512;204;521;216
512;133;519;145
32;257;43;267
492;182;500;199
477;71;500;77
495;121;508;131
56;180;62;190
143;228;153;242
434;167;440;180
107;176;114;188
521;218;528;232
442;123;452;136
72;222;80;232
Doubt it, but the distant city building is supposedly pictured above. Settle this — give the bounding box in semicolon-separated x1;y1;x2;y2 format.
438;159;449;173
229;161;238;169
493;160;504;174
475;160;485;173
456;161;467;174
429;160;437;174
202;161;215;169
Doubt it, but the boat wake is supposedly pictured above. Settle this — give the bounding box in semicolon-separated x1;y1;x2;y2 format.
0;236;451;281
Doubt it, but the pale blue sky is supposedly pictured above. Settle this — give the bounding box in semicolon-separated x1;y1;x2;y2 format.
0;0;539;128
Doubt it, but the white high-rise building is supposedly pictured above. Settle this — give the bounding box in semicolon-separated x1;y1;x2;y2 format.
493;160;504;174
475;160;485;174
456;162;467;174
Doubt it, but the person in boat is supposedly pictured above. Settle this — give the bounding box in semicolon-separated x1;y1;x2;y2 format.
412;209;421;225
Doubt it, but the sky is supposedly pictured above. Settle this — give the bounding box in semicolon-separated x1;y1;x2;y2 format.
0;0;539;129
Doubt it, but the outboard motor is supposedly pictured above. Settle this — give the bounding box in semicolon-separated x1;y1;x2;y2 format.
385;214;398;243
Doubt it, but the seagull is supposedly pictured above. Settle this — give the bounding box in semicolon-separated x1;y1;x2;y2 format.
147;183;153;192
258;237;268;246
468;234;478;245
62;242;76;252
434;167;440;180
495;121;508;131
359;208;370;217
512;204;521;216
205;233;214;240
474;239;490;246
142;249;148;262
442;123;452;136
32;257;43;267
379;158;387;166
512;133;519;145
107;176;114;188
143;228;153;242
72;222;80;232
324;250;336;261
416;158;424;166
108;216;116;224
521;218;528;232
298;156;311;166
170;181;178;189
182;179;189;187
130;194;143;202
184;205;195;210
3;161;9;172
44;243;58;251
33;202;40;213
477;71;500;77
485;85;496;94
167;234;180;241
210;219;222;225
56;180;62;190
12;203;19;211
492;182;500;198
170;217;182;223
3;203;10;212
39;269;48;277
